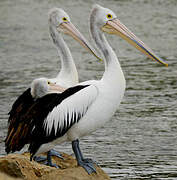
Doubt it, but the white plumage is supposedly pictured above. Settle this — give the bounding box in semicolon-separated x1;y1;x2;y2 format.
5;7;101;168
47;8;78;87
26;4;167;174
44;84;98;136
48;8;101;87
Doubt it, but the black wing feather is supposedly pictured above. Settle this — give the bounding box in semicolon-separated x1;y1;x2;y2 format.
5;88;35;153
8;88;33;117
20;85;89;157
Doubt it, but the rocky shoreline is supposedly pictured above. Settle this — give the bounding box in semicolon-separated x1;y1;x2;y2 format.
0;153;111;180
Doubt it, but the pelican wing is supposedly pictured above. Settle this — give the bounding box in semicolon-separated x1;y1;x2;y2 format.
8;88;33;118
28;84;98;157
5;85;88;153
5;88;34;153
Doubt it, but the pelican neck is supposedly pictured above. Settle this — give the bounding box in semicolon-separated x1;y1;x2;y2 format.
90;22;124;83
49;25;78;83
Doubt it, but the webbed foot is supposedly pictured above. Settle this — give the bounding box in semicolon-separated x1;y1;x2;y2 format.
33;156;47;162
49;149;63;160
78;160;96;174
72;139;97;174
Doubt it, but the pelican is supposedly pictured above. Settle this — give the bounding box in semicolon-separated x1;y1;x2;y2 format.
5;78;64;152
5;8;101;167
48;8;101;87
7;4;167;174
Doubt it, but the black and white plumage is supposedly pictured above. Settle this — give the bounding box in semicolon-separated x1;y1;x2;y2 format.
5;78;63;153
6;4;167;174
27;85;91;157
5;7;100;163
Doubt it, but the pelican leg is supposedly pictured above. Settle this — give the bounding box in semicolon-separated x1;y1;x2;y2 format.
82;158;99;166
33;149;63;164
76;144;98;165
73;140;98;165
33;155;47;162
44;150;59;168
48;149;64;160
72;139;96;174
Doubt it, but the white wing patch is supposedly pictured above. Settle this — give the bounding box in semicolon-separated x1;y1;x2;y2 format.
43;85;98;136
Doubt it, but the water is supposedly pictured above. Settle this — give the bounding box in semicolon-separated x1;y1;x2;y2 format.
0;0;177;179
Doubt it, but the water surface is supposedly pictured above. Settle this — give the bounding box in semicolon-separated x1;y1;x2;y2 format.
0;0;177;179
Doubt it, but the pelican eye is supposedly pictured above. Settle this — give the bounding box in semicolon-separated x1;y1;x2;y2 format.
62;17;68;22
107;14;112;19
47;81;51;85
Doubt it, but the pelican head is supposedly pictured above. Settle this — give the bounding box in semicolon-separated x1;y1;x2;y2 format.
48;8;102;61
91;4;168;66
31;78;64;98
48;8;71;34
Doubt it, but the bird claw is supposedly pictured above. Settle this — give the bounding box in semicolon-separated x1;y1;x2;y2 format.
49;149;64;160
43;161;60;168
78;161;96;174
33;156;47;162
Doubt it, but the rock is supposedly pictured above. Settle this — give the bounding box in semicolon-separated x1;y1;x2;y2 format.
0;153;111;180
0;172;22;180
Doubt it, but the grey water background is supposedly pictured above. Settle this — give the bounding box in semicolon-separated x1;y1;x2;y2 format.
0;0;177;179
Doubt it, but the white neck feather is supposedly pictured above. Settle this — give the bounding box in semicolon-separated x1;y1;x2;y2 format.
90;21;125;86
49;25;79;86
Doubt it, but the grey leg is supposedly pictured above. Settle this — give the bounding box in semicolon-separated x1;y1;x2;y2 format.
48;149;63;160
76;144;98;165
33;149;63;164
44;150;59;168
72;139;96;174
33;155;47;162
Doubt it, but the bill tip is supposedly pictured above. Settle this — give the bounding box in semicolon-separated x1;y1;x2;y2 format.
165;63;168;67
